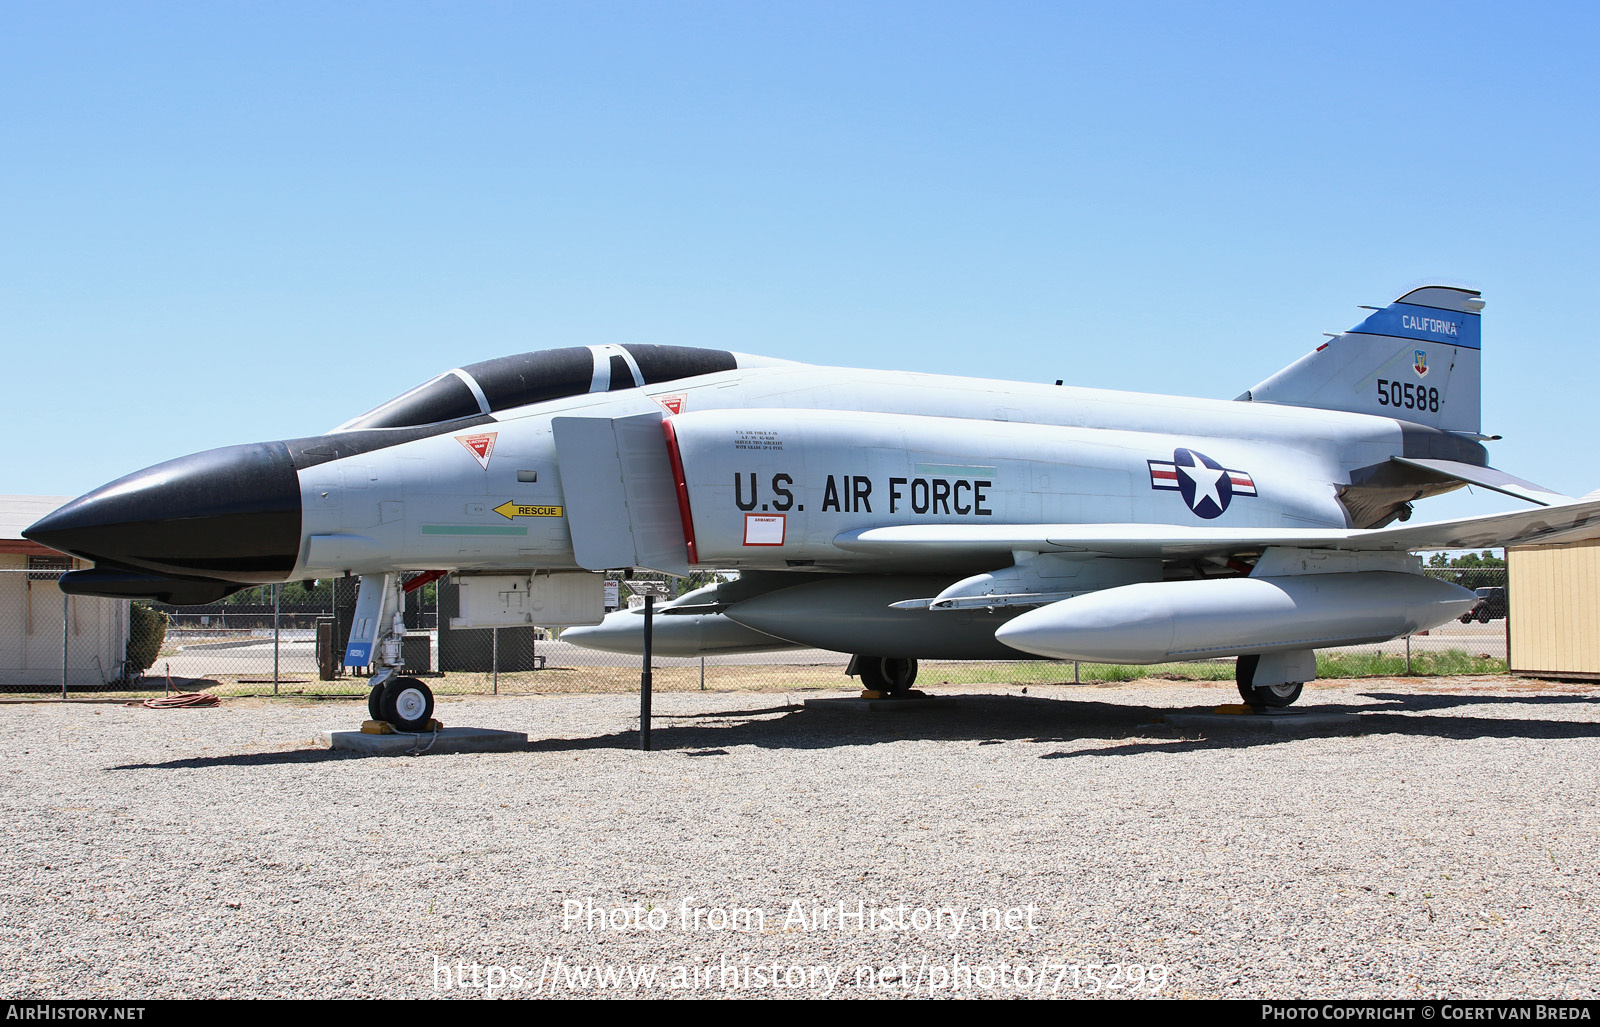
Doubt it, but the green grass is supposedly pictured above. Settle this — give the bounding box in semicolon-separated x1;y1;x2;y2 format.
923;650;1506;687
1314;650;1507;678
922;659;1234;685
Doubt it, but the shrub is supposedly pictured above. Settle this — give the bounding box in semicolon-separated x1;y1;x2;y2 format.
126;602;170;677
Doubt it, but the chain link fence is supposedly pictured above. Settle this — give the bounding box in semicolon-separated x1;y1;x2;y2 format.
0;566;132;694
0;567;1511;699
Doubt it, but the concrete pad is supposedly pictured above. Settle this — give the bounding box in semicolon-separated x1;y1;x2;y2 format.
1159;707;1359;732
804;695;955;713
316;726;528;754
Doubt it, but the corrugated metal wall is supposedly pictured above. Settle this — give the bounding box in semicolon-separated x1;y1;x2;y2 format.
1509;540;1600;677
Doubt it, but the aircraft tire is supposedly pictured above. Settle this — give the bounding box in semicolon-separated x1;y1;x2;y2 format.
857;656;918;695
367;684;385;722
1234;654;1302;708
381;676;435;731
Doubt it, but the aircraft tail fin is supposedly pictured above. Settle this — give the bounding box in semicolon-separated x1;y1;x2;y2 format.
1239;286;1483;435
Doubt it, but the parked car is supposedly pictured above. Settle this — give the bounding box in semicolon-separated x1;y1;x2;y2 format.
1459;586;1508;623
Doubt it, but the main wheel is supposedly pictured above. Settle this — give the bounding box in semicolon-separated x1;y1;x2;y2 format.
367;684;385;722
1235;654;1303;708
380;676;435;731
856;656;918;695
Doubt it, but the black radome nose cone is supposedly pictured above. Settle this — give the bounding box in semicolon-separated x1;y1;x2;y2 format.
24;441;302;582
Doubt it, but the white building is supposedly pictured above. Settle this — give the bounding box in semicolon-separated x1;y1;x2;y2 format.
0;496;128;688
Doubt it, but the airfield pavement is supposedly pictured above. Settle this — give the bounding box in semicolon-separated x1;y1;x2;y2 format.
5;674;1597;1000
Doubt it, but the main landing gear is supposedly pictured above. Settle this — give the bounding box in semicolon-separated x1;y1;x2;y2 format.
849;655;919;696
1234;653;1304;708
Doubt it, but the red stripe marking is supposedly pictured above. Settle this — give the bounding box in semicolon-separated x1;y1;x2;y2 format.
1152;469;1178;479
403;569;448;593
660;417;698;565
1229;474;1253;486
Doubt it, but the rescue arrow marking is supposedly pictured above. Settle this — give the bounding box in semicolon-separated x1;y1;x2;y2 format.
493;501;564;519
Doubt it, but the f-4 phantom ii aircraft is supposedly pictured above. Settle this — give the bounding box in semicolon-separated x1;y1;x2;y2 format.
26;286;1600;729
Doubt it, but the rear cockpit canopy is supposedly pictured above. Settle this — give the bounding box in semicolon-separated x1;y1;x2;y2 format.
337;344;747;431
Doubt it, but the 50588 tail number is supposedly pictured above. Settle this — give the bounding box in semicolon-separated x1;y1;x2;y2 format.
1377;379;1439;412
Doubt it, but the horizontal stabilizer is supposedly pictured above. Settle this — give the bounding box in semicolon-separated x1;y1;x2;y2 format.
1391;457;1569;507
834;493;1600;560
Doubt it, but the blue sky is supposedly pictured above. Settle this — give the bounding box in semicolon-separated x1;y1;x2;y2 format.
3;2;1596;529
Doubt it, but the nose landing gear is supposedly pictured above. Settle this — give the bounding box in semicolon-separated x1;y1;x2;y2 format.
354;572;439;732
368;676;435;732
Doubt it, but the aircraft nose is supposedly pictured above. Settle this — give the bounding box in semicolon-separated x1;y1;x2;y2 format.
24;441;303;582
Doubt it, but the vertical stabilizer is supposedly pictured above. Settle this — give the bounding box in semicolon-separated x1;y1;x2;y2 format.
1239;286;1483;435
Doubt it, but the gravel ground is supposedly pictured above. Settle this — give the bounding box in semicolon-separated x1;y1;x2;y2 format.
4;675;1599;1000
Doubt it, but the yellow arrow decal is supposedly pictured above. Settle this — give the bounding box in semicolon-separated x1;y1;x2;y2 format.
494;501;565;519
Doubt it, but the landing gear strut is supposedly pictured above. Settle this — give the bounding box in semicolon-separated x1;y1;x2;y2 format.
851;656;919;696
1235;653;1304;708
354;572;437;731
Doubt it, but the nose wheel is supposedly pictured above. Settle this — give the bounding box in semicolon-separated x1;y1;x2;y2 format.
368;676;435;731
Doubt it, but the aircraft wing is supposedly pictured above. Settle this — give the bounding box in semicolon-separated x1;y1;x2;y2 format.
832;495;1600;561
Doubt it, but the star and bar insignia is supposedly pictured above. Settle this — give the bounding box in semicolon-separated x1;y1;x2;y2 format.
1148;447;1256;519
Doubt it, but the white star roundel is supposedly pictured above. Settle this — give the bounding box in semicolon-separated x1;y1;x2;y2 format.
1147;448;1257;519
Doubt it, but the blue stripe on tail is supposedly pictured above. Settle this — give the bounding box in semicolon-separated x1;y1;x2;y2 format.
1349;301;1481;350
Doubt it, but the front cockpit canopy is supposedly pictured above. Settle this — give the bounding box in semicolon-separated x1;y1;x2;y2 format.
338;344;741;431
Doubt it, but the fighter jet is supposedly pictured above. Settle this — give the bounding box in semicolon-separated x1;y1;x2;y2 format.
26;287;1600;728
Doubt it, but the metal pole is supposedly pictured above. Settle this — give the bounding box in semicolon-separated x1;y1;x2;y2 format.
640;594;653;751
1504;574;1512;671
492;628;499;695
1073;660;1079;685
1405;635;1412;676
273;582;281;694
120;600;129;686
61;589;69;699
700;655;705;691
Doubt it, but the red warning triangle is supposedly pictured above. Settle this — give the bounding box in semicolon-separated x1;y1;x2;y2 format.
654;394;686;415
456;432;497;470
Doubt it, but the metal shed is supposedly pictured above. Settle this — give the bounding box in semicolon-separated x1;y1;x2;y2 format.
0;496;129;688
1507;539;1600;679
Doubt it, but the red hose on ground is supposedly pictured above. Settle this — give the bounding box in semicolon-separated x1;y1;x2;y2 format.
132;692;220;709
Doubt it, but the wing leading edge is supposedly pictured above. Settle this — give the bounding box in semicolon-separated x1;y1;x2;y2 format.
833;494;1600;561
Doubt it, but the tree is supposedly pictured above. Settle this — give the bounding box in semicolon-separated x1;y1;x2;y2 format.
1424;549;1507;588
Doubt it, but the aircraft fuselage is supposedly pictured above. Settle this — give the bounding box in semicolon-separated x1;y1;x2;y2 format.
280;363;1467;583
